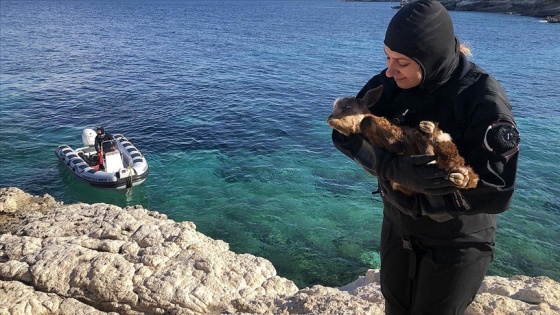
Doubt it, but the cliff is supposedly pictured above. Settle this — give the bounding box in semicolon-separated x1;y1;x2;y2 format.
438;0;560;17
346;0;560;19
1;187;559;314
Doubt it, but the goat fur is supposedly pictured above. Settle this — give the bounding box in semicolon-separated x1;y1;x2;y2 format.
327;85;479;195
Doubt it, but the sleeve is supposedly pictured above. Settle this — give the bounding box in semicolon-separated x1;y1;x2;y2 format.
378;180;456;222
333;128;451;221
332;73;381;172
441;79;519;216
332;73;453;221
332;130;392;178
377;115;519;222
331;72;403;175
336;74;518;221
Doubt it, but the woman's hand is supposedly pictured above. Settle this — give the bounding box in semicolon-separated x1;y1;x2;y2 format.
379;154;457;195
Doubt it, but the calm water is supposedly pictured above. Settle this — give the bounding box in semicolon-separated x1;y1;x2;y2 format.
1;0;559;288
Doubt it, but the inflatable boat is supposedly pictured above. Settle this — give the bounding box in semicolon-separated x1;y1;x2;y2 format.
55;129;149;189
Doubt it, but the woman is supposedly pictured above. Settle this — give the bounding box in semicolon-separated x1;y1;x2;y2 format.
332;1;520;314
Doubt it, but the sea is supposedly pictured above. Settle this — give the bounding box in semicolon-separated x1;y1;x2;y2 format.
1;0;559;289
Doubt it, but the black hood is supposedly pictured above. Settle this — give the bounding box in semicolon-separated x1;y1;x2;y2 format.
384;0;460;90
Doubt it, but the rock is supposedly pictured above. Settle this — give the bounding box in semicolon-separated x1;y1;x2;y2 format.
0;187;298;314
467;275;560;315
1;187;559;315
346;0;560;18
0;186;60;214
547;14;560;22
438;0;560;17
0;280;115;315
276;285;385;314
339;269;385;304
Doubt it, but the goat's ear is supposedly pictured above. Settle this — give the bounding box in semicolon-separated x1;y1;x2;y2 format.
363;85;384;107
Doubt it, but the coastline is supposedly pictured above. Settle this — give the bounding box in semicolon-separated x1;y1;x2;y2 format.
344;0;560;20
1;187;559;314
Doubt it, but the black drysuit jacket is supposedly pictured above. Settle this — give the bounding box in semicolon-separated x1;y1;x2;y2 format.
332;54;519;240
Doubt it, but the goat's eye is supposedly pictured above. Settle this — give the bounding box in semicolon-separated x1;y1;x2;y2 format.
344;105;352;110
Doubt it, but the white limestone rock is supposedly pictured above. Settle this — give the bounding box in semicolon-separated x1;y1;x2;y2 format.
1;187;559;315
0;280;117;315
276;285;385;315
466;275;560;315
0;187;298;314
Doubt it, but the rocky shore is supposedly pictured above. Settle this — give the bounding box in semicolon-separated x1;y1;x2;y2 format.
1;187;559;314
346;0;560;20
438;0;560;18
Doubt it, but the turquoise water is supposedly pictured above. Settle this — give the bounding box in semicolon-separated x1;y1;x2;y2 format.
1;0;559;288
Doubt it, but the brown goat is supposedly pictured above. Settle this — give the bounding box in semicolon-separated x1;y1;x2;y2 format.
327;85;478;195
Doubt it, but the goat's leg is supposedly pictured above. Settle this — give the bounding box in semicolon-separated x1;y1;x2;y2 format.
432;132;479;189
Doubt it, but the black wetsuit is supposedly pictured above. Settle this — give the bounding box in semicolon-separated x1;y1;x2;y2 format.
332;2;520;313
334;53;518;314
94;132;114;170
95;133;114;153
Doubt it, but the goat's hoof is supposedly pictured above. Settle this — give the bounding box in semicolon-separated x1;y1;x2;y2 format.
448;168;469;187
419;121;436;134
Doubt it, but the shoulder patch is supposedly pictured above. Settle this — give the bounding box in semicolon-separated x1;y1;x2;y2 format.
483;121;520;159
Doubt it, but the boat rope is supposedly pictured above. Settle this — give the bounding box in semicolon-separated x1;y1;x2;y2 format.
125;165;134;195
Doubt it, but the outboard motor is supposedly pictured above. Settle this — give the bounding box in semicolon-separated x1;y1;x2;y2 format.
82;128;97;147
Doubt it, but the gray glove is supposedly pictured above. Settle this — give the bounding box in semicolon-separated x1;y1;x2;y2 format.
378;154;457;195
332;130;364;158
333;130;457;196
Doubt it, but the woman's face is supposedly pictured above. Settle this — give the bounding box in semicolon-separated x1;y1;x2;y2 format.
384;45;422;89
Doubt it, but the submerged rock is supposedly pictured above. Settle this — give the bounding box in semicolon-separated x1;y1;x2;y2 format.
1;187;559;314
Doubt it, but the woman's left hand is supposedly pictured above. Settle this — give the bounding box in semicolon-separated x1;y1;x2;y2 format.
379;154;457;195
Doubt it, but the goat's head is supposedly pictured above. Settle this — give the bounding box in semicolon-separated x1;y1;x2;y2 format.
327;85;383;136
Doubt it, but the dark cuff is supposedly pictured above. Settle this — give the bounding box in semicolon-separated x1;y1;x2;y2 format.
332;130;363;157
373;146;394;180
